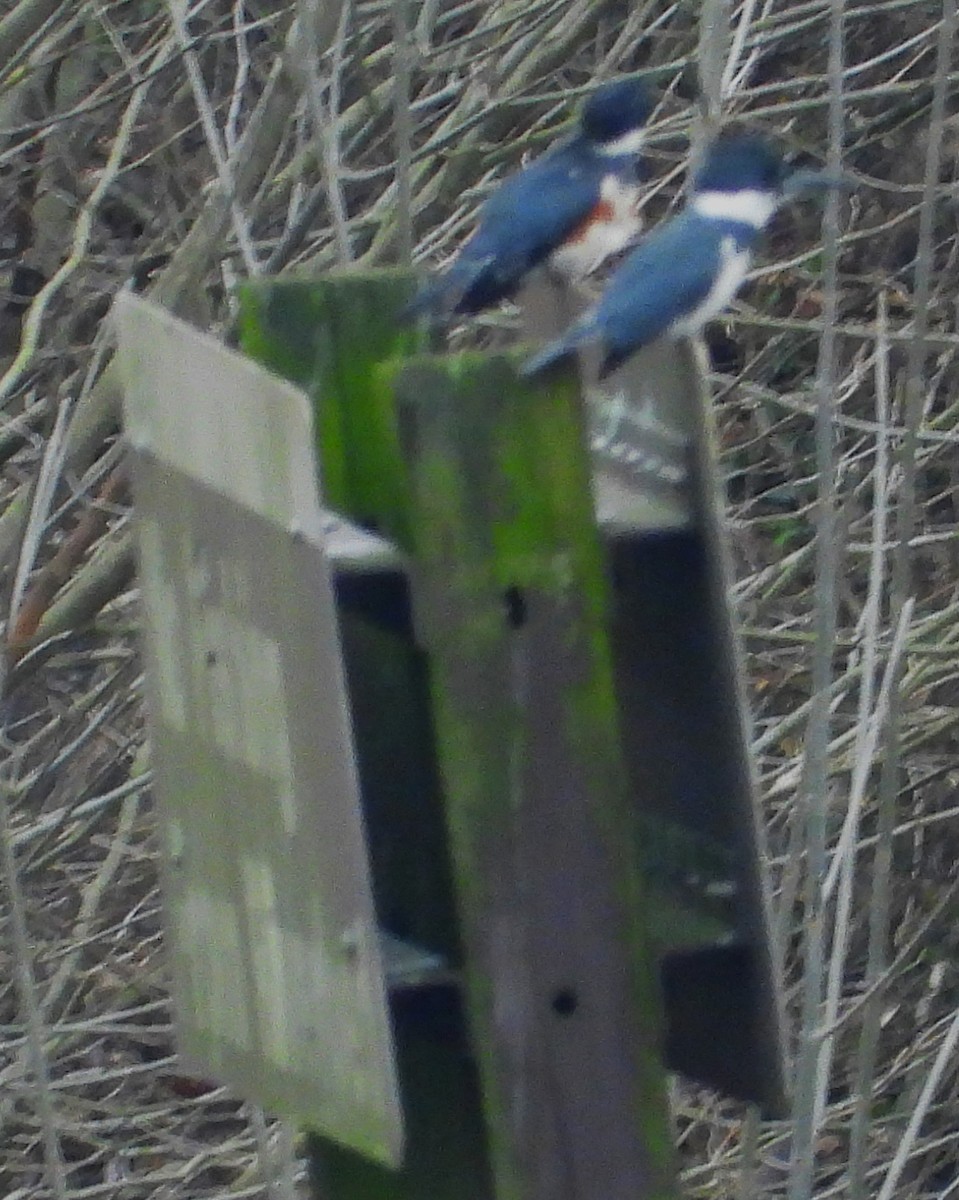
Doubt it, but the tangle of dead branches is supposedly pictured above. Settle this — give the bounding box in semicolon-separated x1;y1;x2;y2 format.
2;0;959;1197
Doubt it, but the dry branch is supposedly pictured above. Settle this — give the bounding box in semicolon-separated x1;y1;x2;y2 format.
2;0;959;1195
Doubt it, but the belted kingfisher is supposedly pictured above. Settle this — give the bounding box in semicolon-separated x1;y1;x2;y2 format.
522;129;844;379
405;78;655;320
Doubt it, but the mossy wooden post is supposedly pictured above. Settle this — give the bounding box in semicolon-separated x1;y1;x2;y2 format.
240;270;458;959
239;271;493;1200
239;269;419;542
387;350;677;1200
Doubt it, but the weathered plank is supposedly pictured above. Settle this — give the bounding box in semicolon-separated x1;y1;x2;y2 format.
521;276;788;1115
113;293;402;1163
518;276;693;533
389;349;676;1200
239;270;461;960
669;338;787;1111
240;272;489;1199
597;339;787;1114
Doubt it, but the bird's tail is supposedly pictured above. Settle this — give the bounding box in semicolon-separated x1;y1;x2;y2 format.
401;275;457;324
401;256;490;324
520;320;596;379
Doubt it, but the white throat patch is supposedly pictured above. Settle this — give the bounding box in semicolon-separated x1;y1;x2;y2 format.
596;127;646;158
692;189;777;229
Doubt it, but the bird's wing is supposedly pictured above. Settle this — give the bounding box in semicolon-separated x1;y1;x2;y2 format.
466;141;607;274
406;143;605;318
402;253;494;319
595;212;726;352
522;214;741;379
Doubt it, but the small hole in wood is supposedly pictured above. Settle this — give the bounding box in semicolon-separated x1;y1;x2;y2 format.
551;988;579;1017
205;650;217;667
503;586;527;628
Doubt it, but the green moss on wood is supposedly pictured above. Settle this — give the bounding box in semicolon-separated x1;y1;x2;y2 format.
388;349;677;1198
238;269;424;544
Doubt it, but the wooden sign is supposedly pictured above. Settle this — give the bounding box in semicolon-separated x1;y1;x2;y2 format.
113;293;402;1164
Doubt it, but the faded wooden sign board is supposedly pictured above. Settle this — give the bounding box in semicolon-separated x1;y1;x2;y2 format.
601;338;786;1112
113;293;402;1164
522;277;788;1114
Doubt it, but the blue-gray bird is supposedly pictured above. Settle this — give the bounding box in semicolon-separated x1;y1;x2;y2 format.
522;129;843;379
405;78;655;320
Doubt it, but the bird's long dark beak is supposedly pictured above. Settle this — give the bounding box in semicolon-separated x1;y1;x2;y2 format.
783;168;853;198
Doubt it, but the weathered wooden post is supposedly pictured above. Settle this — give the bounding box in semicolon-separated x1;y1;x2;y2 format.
239;272;677;1197
239;273;495;1199
385;350;677;1198
116;264;788;1200
117;287;498;1197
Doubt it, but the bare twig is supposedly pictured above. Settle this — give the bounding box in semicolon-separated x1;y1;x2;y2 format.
393;0;415;264
166;0;260;274
848;5;958;1194
292;0;354;263
788;0;846;1191
0;80;147;407
0;751;68;1200
875;1006;959;1200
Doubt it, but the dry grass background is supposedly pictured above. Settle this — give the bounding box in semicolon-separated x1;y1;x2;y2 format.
1;0;959;1196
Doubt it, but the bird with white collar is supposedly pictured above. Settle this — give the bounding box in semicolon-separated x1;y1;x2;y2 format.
405;77;655;321
521;129;844;380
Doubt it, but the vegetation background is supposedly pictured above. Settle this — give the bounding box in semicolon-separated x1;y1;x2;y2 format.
1;0;958;1196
